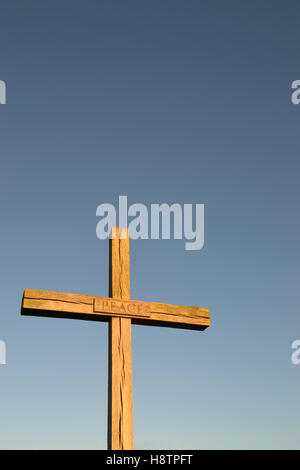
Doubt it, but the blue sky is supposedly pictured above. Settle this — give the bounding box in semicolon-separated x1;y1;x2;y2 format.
0;0;299;449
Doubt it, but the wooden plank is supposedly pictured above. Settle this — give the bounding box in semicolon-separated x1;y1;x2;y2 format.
133;311;210;330
151;301;209;318
108;316;133;450
109;227;130;299
108;228;134;451
22;298;93;315
21;290;210;329
23;289;93;305
148;301;210;329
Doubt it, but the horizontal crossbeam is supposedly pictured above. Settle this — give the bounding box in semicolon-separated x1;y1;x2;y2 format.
21;289;210;331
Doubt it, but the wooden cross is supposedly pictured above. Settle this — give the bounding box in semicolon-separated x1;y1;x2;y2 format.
21;227;210;450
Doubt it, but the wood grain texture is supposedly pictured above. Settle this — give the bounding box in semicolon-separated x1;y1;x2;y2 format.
108;316;133;450
108;228;133;450
21;290;210;329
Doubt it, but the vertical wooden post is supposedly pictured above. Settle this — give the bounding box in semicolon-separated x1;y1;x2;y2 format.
107;227;134;450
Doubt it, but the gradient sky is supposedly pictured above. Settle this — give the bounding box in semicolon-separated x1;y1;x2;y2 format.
0;0;300;449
